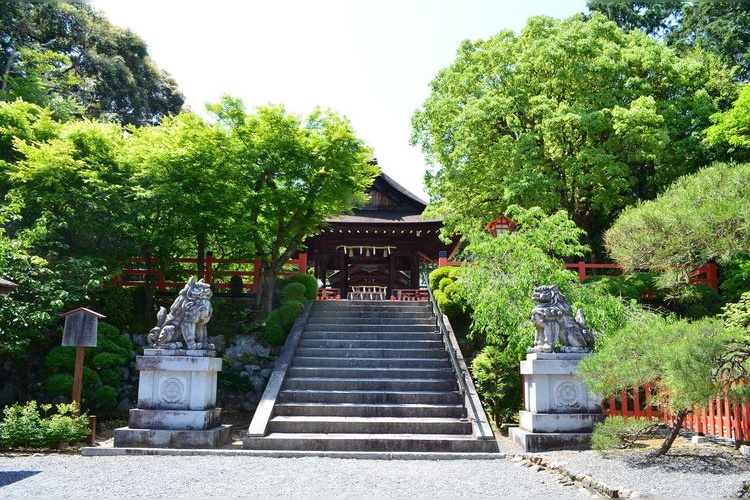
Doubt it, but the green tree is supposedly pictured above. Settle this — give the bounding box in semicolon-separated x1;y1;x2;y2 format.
0;3;183;125
604;162;750;288
579;315;746;456
4;117;135;261
705;83;750;161
209;97;378;317
412;13;734;254
452;206;632;422
589;2;750;82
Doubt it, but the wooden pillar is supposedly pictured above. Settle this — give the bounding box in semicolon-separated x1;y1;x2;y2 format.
388;253;396;298
342;253;349;298
298;252;307;274
411;254;419;289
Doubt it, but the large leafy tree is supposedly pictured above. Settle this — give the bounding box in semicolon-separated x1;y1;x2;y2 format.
604;161;750;288
209;97;379;317
412;14;734;254
589;1;750;82
0;2;183;125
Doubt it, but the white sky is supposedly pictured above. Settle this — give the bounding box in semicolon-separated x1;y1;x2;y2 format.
91;0;588;200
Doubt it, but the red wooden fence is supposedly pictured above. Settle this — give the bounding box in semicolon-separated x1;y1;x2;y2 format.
604;385;750;442
115;253;307;294
437;258;719;292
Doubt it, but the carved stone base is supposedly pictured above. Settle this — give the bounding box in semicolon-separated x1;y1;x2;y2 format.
512;352;602;452
115;353;230;449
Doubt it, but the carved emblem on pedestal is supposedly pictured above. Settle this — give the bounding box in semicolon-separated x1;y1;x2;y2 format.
160;377;186;404
555;381;580;408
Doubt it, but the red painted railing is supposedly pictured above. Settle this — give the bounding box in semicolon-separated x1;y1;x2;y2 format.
437;259;719;292
116;253;307;294
604;384;750;442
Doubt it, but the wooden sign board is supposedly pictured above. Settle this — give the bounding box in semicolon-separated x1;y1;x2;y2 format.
62;308;105;347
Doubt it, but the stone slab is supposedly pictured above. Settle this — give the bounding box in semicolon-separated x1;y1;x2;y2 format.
523;374;601;414
519;410;604;433
524;352;590;361
113;425;232;449
144;348;217;357
509;426;592;452
136;355;223;371
128;408;223;430
520;358;585;376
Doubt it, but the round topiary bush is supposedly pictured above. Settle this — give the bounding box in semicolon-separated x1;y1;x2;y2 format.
264;314;286;346
279;300;305;329
281;282;307;301
46;373;74;397
286;273;319;300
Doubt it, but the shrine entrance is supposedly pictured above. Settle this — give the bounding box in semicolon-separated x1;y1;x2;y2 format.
304;173;459;299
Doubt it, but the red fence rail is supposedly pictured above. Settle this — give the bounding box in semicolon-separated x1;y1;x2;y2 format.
604;384;750;442
437;258;719;292
116;253;308;294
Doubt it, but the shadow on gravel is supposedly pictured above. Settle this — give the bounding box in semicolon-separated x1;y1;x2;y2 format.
620;450;750;474
0;470;40;487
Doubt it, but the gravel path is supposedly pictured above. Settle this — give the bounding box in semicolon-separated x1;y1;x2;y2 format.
0;435;748;498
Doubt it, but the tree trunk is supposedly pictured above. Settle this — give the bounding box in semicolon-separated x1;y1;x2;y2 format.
650;409;689;458
196;233;206;279
255;260;278;319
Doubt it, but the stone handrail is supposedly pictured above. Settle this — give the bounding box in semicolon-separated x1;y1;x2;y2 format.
425;277;495;440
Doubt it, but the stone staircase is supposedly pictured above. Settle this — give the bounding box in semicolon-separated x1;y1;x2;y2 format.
244;300;498;454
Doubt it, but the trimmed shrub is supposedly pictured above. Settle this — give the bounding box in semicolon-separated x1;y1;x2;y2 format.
46;373;73;397
722;291;750;335
428;266;460;291
44;347;76;372
281;282;307;301
279;300;305;330
264;315;286;346
88;386;118;417
471;346;521;426
286;273;319;300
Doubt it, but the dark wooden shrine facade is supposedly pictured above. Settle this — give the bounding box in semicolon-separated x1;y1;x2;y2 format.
305;173;459;298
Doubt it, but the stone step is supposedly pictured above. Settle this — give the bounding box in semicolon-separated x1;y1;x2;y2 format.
267;416;473;435
278;389;464;405
314;301;430;310
307;315;434;325
300;330;441;341
304;323;436;332
297;339;445;350
272;402;467;418
287;366;455;380
283;377;458;392
309;311;433;320
291;356;451;369
294;347;448;359
243;433;500;453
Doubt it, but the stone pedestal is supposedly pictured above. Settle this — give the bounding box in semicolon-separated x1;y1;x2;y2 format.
509;352;603;452
114;349;231;448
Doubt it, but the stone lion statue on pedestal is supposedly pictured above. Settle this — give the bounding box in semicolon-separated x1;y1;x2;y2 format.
528;284;594;353
147;277;214;351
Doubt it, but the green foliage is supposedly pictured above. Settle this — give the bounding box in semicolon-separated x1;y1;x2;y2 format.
96;285;135;331
286;273;319;301
428;266;460;291
0;401;89;449
278;300;305;330
470;346;521;425
452;207;633;420
0;3;184;125
40;321;133;418
605;162;750;287
579;316;743;413
263;314;286;347
591;416;661;453
722;291;750;335
281;282;307;302
412;13;731;251
45;373;73;397
719;254;750;302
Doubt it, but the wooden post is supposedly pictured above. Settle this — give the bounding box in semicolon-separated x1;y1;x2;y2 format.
298;252;307;274
72;346;85;406
205;252;214;285
577;261;587;281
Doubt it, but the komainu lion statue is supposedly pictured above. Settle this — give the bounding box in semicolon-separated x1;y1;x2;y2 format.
147;277;215;351
528;285;594;353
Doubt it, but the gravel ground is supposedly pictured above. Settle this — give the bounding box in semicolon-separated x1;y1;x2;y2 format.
0;435;748;498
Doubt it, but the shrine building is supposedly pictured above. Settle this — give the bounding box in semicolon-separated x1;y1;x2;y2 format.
305;173;460;299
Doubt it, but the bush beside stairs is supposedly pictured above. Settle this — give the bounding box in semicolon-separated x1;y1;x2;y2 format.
243;300;499;454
